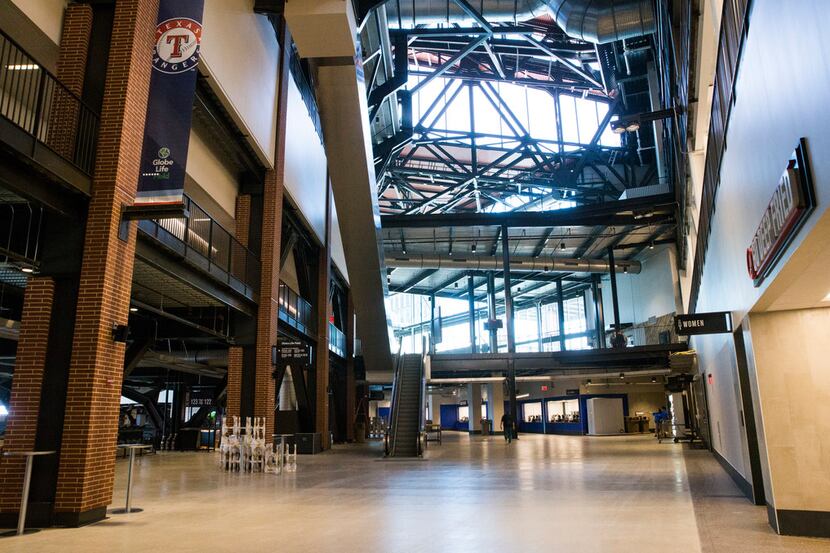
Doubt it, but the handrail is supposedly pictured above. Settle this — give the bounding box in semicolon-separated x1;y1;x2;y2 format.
138;194;260;297
0;29;100;175
417;335;428;456
385;339;404;456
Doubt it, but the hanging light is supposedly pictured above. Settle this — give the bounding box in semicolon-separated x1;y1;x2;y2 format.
619;373;625;380
649;242;655;250
471;243;477;253
651;376;657;383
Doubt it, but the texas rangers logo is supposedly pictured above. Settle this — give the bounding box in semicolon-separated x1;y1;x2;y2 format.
153;17;202;74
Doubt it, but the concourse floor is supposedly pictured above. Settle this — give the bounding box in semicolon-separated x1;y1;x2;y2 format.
2;433;829;553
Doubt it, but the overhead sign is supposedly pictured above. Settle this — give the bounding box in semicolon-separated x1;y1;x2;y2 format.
674;312;732;336
746;139;816;287
135;0;205;207
273;339;310;366
188;387;214;407
566;389;579;396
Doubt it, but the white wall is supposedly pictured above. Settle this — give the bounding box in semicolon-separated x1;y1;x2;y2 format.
330;201;349;281
185;125;239;225
200;0;279;167
688;0;830;483
601;245;679;326
10;0;65;45
283;76;328;244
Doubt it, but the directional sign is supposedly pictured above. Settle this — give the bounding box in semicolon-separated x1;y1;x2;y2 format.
674;312;732;336
273;339;310;366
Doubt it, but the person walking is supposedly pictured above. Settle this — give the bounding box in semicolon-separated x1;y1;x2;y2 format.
500;412;514;444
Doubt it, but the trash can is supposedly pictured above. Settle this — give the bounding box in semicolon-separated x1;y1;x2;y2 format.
480;419;492;435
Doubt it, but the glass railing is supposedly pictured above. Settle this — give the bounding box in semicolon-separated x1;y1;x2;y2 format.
278;282;313;336
137;195;260;300
329;322;346;358
0;29;99;175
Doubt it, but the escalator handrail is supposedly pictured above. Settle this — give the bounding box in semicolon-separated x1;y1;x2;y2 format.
386;340;404;456
417;335;429;456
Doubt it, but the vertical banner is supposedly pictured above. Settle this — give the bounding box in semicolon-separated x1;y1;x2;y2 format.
135;0;205;206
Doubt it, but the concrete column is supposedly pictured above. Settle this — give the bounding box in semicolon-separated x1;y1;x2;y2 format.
345;289;356;441
488;380;505;434
0;278;55;514
467;384;482;433
557;279;566;351
315;184;333;449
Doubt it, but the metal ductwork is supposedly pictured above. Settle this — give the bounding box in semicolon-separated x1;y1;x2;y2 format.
384;252;640;274
384;0;655;44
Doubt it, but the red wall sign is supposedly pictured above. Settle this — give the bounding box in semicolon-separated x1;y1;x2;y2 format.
746;139;816;287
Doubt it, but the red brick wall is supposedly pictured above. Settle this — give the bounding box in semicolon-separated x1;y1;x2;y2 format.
226;346;243;417
54;0;158;515
254;170;282;443
235;194;251;248
0;277;55;511
46;3;93;160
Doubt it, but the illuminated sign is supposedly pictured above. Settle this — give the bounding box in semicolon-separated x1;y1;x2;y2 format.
746;139;816;287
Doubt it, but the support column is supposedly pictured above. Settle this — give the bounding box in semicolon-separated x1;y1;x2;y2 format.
253;169;282;443
53;0;158;525
0;278;55;514
486;272;498;353
592;275;606;348
535;302;543;352
467;273;477;353
488;380;505;435
557;279;566;351
345;289;356;441
249;19;293;442
315;184;333;450
501;225;518;438
608;247;621;331
225;346;243;418
467;384;482;433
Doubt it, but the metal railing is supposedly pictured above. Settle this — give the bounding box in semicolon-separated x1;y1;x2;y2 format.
0;29;99;175
278;282;313;336
137;195;260;299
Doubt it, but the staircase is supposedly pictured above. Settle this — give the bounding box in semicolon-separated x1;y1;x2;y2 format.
389;353;424;457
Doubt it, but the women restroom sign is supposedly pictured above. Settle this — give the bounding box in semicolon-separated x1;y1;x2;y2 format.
674;312;732;336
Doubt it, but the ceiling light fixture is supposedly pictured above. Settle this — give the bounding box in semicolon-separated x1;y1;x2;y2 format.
651;376;657;383
130;307;139;313
515;393;530;399
20;267;34;274
471;243;477;253
619;373;625;380
6;64;39;71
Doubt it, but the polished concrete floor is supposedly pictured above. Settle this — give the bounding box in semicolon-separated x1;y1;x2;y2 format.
2;433;829;552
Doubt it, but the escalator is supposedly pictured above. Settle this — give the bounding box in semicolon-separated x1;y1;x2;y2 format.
387;353;424;457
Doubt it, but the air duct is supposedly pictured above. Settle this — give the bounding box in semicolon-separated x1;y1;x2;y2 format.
384;252;640;274
384;0;655;44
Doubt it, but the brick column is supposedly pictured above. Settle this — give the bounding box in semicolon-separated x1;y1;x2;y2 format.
53;0;158;524
226;346;243;417
46;3;93;159
345;288;356;442
252;171;282;443
235;194;251;248
0;278;55;513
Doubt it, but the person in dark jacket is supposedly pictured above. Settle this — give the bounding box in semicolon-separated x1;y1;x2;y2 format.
500;412;514;443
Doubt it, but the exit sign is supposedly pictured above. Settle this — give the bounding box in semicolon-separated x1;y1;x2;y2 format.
541;385;549;392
